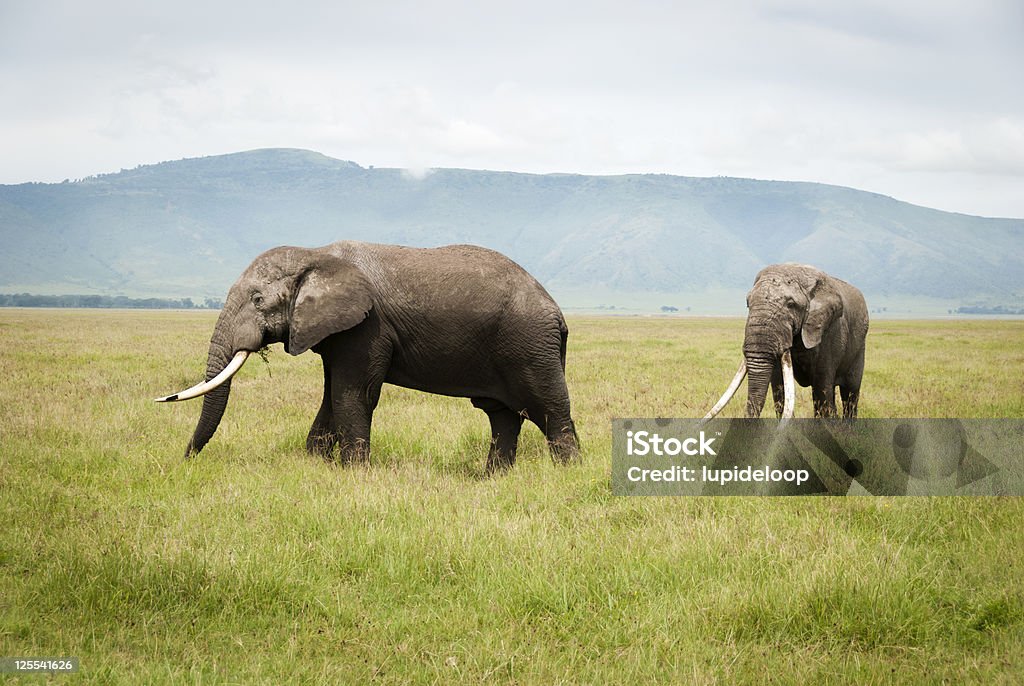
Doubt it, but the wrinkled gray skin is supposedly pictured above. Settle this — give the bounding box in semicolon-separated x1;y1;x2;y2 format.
187;241;579;472
743;264;869;418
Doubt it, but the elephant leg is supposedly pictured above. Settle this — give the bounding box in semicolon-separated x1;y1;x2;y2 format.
546;417;580;464
524;392;579;465
839;385;860;420
840;349;865;420
314;325;389;465
307;355;337;457
326;367;384;465
329;386;375;464
472;397;524;473
812;376;838;418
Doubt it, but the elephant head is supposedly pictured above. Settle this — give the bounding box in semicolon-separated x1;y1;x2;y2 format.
704;264;843;420
156;246;373;456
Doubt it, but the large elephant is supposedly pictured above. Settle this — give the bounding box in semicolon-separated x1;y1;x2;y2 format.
157;241;580;472
704;263;869;420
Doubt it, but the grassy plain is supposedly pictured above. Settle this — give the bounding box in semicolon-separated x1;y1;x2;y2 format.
1;309;1023;684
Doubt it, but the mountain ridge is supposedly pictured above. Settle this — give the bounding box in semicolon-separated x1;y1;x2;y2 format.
1;148;1021;313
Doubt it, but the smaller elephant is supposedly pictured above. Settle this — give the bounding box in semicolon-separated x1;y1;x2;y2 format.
704;263;869;420
156;241;580;472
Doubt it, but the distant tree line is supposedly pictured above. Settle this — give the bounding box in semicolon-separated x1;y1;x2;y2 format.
0;293;223;309
954;305;1024;315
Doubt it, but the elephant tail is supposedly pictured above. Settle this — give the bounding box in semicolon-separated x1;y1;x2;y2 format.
559;318;569;371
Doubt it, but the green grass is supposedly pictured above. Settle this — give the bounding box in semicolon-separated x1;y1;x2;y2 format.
1;310;1023;684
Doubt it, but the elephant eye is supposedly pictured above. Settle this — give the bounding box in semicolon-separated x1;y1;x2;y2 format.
252;293;265;308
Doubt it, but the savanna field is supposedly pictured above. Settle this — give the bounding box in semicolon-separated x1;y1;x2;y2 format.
2;309;1023;684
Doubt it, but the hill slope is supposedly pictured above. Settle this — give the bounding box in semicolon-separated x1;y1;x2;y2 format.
1;148;1021;311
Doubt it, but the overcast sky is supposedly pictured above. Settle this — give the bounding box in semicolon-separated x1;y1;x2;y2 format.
2;0;1022;217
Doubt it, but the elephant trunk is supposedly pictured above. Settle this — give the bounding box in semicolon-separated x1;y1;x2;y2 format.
742;303;794;418
154;296;255;458
184;338;237;457
703;303;799;421
744;352;775;418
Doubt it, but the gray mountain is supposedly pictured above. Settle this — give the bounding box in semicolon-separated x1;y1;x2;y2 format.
1;148;1021;311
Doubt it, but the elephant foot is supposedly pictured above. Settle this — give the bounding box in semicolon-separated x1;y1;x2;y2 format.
306;431;337;459
547;422;580;464
485;446;516;475
336;437;371;466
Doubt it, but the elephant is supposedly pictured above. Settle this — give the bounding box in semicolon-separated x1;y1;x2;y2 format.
704;263;869;420
156;241;580;472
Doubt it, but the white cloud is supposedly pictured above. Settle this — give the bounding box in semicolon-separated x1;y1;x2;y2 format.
400;166;434;180
0;0;1022;217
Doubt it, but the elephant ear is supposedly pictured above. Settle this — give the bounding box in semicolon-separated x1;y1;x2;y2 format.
287;255;374;356
801;279;843;349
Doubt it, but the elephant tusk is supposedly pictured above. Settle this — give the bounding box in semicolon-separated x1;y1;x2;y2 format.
780;350;796;424
155;350;250;402
701;359;747;423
